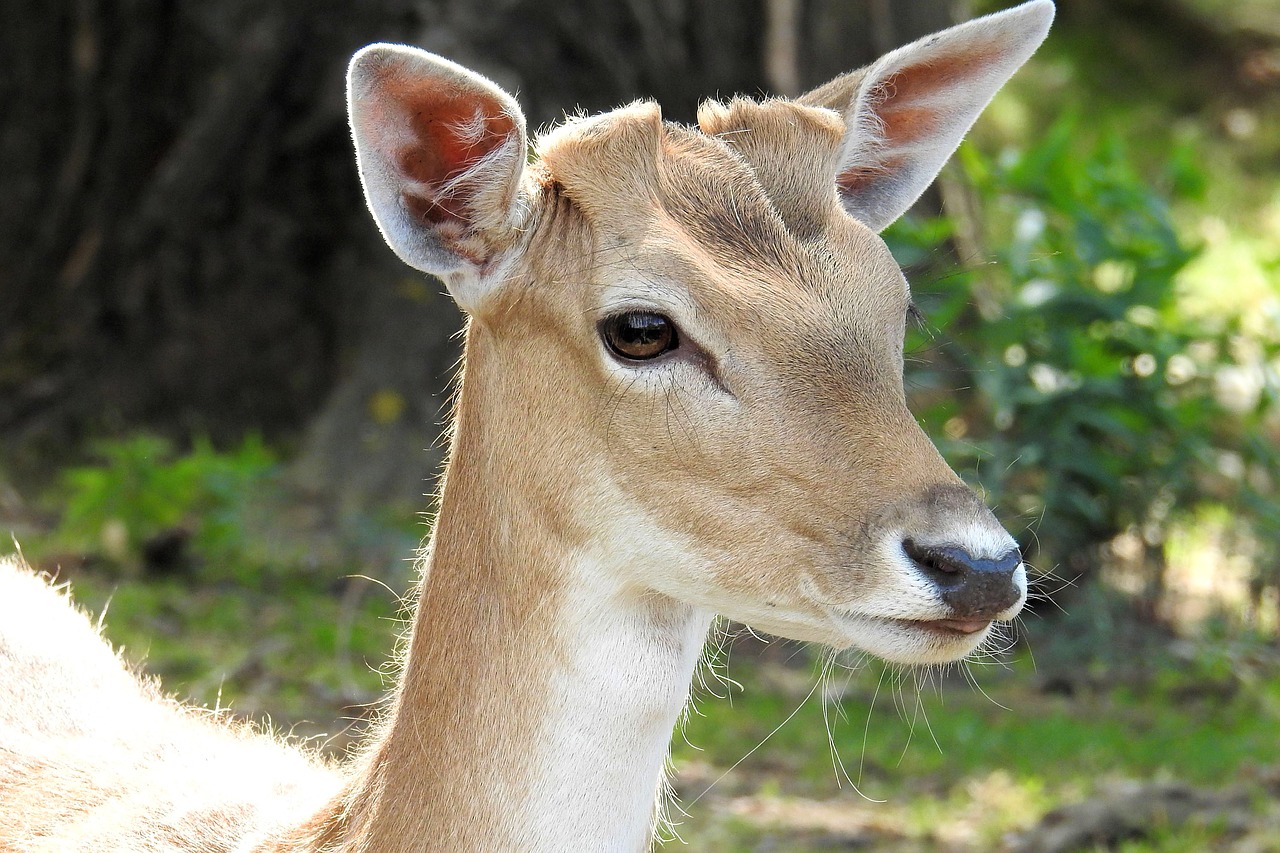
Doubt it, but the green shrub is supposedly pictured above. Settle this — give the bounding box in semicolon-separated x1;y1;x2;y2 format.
889;112;1280;593
51;434;278;570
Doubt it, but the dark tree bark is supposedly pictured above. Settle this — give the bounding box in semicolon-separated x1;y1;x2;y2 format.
2;0;958;515
1;0;410;465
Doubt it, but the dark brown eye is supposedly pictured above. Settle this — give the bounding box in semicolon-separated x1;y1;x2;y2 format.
600;312;679;362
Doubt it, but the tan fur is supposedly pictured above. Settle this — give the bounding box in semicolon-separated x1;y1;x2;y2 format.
0;4;1052;849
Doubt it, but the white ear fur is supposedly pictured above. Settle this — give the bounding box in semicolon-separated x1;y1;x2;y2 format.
818;0;1054;231
347;44;530;312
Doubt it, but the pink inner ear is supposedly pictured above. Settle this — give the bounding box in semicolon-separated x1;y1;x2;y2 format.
836;155;906;199
377;77;517;227
871;47;999;150
875;101;939;147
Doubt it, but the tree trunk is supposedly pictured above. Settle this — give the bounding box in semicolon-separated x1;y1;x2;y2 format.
3;0;958;518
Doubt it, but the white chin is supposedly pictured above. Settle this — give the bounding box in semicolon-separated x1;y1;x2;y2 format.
830;613;995;665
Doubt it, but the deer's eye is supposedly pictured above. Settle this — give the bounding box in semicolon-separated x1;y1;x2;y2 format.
600;312;679;362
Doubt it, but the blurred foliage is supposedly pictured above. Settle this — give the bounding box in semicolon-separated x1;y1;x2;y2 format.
38;433;425;585
889;111;1280;601
62;570;398;743
49;434;279;575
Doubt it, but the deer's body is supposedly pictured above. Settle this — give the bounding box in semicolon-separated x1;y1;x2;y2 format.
0;3;1053;850
0;565;341;850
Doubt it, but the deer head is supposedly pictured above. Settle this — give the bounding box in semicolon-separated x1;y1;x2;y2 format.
347;0;1054;666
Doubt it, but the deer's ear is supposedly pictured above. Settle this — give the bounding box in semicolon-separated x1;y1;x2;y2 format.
347;44;529;311
799;0;1053;232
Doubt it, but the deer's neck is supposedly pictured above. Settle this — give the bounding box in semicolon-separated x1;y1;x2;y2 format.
300;332;712;851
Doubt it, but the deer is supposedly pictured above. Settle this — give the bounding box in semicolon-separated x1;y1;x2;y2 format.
0;2;1052;850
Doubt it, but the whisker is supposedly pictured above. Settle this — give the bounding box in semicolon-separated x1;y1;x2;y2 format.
685;674;823;809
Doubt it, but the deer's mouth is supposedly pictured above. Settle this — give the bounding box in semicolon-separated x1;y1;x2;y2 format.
872;614;996;642
818;607;1004;664
911;618;992;635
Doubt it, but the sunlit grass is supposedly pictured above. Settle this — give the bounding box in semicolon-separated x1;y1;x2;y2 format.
65;571;402;742
667;648;1280;850
11;425;1278;852
13;547;1277;853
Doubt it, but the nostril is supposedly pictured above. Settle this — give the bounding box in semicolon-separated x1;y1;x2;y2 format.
903;539;1024;619
904;540;1022;577
903;539;970;585
986;547;1023;575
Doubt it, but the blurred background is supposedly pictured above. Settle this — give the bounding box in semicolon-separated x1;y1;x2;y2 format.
2;0;1278;849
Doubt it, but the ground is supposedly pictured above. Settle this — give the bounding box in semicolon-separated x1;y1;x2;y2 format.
31;565;1280;853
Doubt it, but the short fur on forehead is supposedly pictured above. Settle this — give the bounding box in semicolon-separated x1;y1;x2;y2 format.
536;97;847;270
697;98;848;241
536;101;666;234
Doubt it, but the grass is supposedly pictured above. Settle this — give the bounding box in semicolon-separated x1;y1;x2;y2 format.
36;566;1280;851
664;646;1280;849
61;569;403;751
9;437;1280;850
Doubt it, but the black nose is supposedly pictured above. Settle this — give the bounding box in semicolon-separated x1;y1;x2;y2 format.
903;540;1023;619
